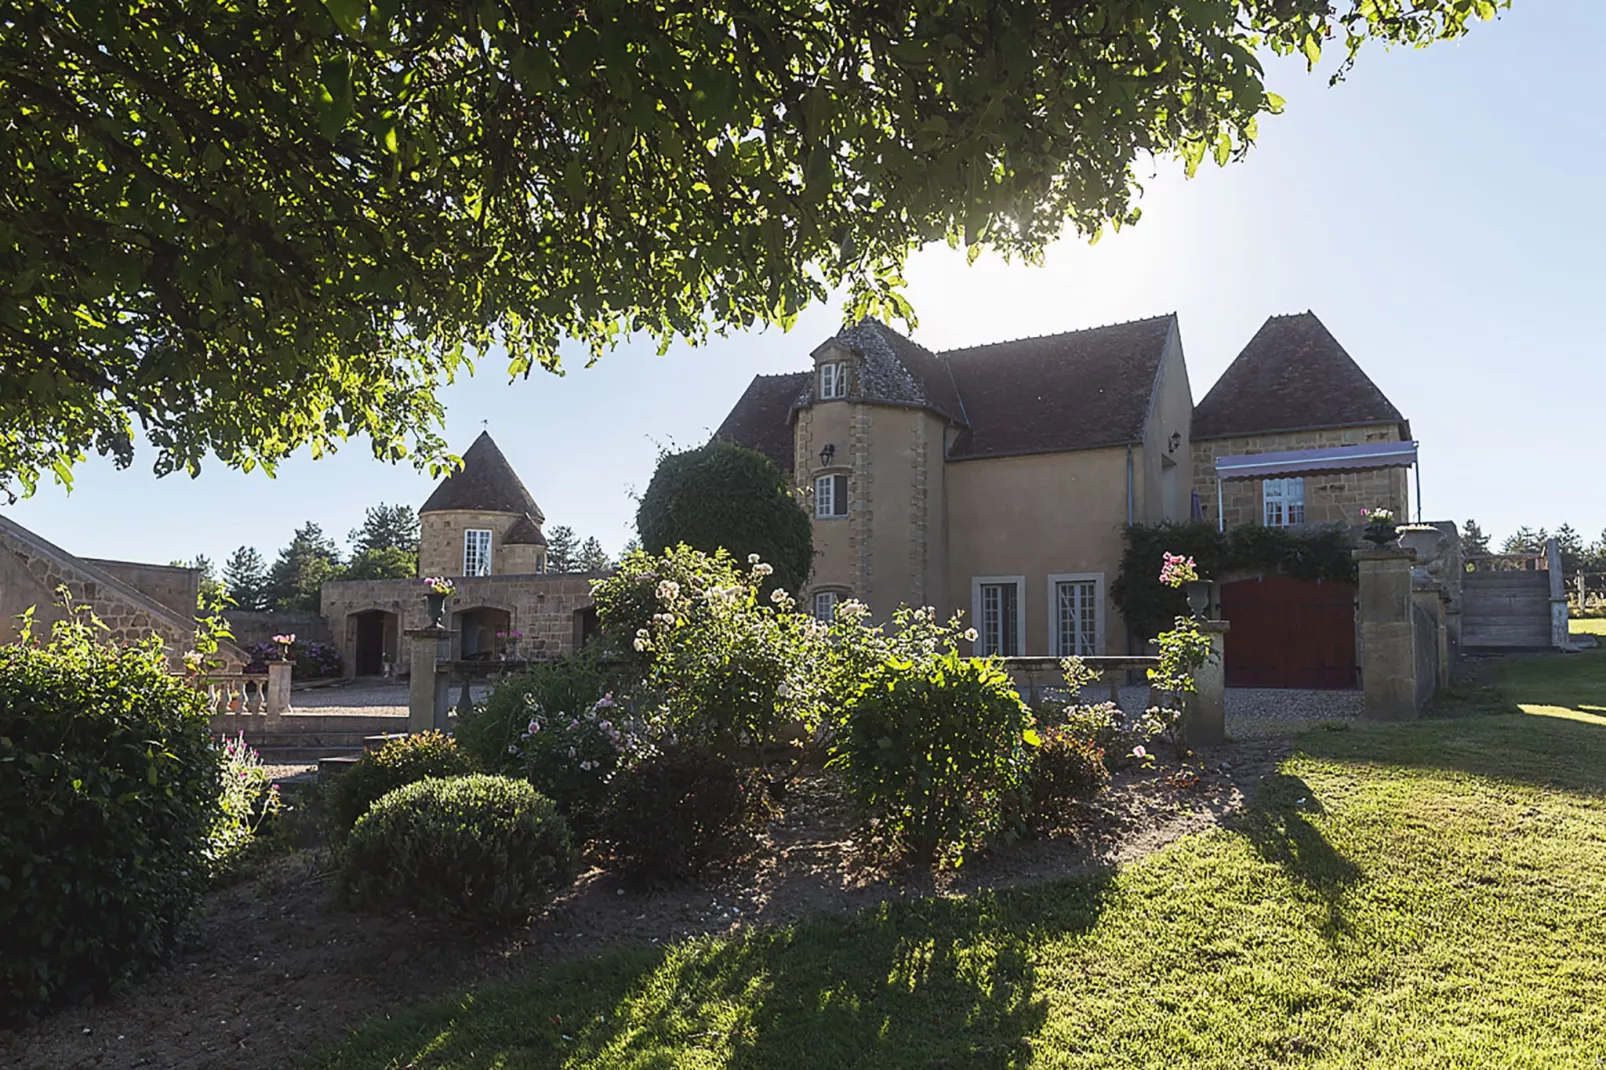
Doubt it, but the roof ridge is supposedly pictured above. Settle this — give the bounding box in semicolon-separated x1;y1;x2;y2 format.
937;313;1176;357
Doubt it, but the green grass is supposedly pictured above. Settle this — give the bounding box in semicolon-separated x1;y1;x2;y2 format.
312;652;1606;1069
1570;617;1606;636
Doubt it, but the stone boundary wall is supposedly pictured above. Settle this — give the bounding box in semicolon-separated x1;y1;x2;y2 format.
321;573;603;677
225;609;334;648
0;515;244;668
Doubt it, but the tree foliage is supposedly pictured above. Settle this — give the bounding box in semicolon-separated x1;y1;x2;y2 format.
1461;519;1490;556
264;522;342;612
1;0;1506;495
575;536;612;574
222;546;268;611
637;442;813;595
543;525;577;574
349;503;419;556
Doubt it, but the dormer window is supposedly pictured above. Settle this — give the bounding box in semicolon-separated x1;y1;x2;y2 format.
818;361;847;400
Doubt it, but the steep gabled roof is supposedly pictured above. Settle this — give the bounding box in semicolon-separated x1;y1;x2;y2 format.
819;318;967;425
713;371;810;472
1192;312;1407;440
503;514;547;546
420;431;545;518
943;315;1176;458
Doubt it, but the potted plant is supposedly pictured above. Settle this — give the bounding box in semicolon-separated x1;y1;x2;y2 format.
423;577;455;628
271;633;296;662
505;629;523;659
1361;507;1397;548
1160;552;1211;618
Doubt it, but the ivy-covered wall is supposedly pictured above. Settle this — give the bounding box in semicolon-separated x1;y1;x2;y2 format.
1112;521;1359;641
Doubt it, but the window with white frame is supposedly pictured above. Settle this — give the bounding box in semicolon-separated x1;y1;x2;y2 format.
972;577;1024;657
1262;477;1306;528
812;590;839;622
814;473;848;518
818;361;847;400
463;529;493;576
1049;573;1104;657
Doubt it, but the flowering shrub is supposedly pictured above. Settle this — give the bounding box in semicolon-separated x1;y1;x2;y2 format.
1158;552;1199;588
594;545;825;759
513;693;639;839
455;653;611;774
242;638;342;679
601;746;767;885
340;775;575;922
327;731;477;838
1142;551;1219;746
206;733;282;876
828;611;1035;866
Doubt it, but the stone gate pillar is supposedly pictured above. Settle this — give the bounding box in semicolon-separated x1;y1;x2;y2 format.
1357;547;1419;719
404;626;452;734
264;661;293;721
1181;620;1230;748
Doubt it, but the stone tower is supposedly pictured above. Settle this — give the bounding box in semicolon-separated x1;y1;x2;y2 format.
417;431;548;576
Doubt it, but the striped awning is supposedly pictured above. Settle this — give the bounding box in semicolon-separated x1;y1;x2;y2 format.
1215;441;1418;480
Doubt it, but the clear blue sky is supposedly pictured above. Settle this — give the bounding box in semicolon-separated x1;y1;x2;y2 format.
8;2;1603;569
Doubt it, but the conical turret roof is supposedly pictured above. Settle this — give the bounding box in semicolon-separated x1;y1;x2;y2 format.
419;432;544;519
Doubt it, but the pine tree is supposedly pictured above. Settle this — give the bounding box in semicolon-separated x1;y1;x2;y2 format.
265;523;344;612
223;546;268;611
1461;520;1490;557
1501;527;1548;555
349;504;420;555
545;525;577;573
1554;524;1586;573
576;537;612;573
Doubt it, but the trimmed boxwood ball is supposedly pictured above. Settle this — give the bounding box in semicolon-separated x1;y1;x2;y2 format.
635;440;813;597
327;730;476;837
339;775;576;922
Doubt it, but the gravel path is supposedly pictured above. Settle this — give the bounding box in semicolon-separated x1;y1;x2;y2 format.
1077;684;1361;738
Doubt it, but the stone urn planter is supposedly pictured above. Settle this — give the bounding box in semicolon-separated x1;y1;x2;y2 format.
425;592;448;628
1396;525;1444;581
1362;522;1398;548
1186;580;1213;618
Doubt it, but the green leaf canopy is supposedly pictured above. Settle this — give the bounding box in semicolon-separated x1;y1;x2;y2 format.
0;0;1506;494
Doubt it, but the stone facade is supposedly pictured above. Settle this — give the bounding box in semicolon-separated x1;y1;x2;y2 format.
419;509;547;577
320;573;600;677
1191;424;1410;530
0;515;240;668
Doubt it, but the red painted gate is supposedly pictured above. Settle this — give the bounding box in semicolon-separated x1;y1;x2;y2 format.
1218;575;1358;689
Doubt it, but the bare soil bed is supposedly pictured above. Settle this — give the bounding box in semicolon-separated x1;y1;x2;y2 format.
0;738;1292;1070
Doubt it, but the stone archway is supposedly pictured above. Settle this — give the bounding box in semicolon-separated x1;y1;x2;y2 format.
453;605;512;660
350;608;399;676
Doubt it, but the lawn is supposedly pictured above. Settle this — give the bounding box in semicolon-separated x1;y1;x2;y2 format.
312;652;1606;1069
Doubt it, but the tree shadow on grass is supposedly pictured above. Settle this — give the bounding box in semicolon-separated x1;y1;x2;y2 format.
315;872;1113;1070
1233;773;1361;940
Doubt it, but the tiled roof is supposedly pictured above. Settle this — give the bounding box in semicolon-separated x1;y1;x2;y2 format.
714;315;1178;463
943;315;1175;458
503;514;547;546
1193;312;1407;440
712;371;810;472
420;431;545;518
822;319;968;425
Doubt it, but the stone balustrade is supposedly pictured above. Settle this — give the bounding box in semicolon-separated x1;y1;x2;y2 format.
204;661;293;731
